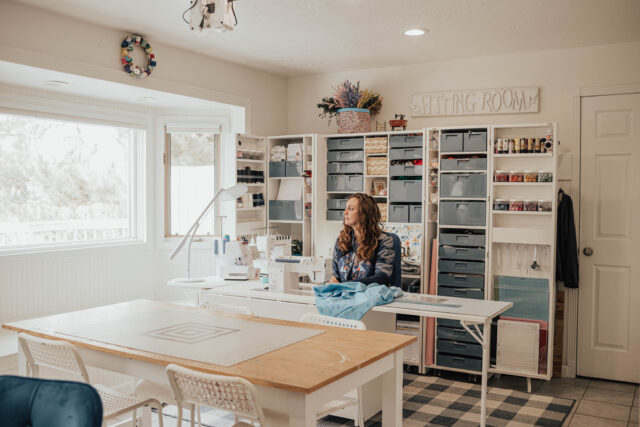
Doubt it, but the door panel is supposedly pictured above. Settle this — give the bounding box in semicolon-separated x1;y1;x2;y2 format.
578;93;640;383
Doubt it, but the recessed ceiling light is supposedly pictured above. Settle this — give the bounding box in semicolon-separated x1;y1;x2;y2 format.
42;80;69;87
404;28;428;36
135;96;158;102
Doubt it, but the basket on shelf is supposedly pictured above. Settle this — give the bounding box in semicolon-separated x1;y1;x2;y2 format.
377;203;388;222
364;136;388;154
366;156;388;175
337;108;371;134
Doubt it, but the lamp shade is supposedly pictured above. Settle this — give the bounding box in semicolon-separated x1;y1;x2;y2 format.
220;184;248;200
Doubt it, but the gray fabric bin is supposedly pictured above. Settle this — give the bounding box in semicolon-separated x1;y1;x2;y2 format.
438;286;484;300
439;201;486;226
269;161;285;177
409;205;422;223
326;210;344;221
327;162;363;174
463;131;487;152
438;273;485;289
439;232;485;247
440;157;487;171
269;200;302;221
327;174;363;192
327;199;348;210
440;133;464;152
389;134;422;148
439;246;485;261
389;180;422;202
327;137;364;151
327;150;363;162
437;339;483;358
388;204;409;223
438;259;485;274
285;161;303;177
390;164;423;176
437;353;481;371
440;173;487;198
389;147;423;160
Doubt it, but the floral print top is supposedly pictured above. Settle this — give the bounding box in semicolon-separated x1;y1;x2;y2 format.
332;232;395;285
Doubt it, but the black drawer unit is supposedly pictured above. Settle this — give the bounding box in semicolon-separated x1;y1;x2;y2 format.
438;246;485;262
438;273;484;289
439;231;485;247
437;353;481;372
438;259;485;275
437;325;481;344
437;339;483;358
438;286;484;299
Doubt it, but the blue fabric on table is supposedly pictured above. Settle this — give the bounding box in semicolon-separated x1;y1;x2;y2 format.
313;282;403;320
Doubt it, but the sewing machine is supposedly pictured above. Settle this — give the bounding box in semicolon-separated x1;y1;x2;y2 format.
267;256;330;292
216;240;259;280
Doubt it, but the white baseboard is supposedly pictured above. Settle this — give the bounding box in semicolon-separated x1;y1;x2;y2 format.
562;361;577;378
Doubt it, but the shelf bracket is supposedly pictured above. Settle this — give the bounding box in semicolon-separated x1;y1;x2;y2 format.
460;320;485;347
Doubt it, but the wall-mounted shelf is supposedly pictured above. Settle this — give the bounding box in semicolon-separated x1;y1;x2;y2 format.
236;158;265;164
494;153;553;158
440;151;487;156
492;210;553;215
493;182;553;186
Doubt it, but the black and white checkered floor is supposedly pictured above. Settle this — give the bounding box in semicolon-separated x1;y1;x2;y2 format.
156;373;575;426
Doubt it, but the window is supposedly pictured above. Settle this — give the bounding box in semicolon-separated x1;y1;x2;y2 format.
0;112;145;250
164;129;219;238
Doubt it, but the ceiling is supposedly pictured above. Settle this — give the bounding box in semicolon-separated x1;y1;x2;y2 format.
11;0;640;77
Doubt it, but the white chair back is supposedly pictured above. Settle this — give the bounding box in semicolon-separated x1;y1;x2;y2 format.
300;312;366;330
18;333;90;382
207;302;253;316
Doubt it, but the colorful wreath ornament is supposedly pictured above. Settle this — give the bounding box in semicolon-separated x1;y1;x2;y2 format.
120;34;156;79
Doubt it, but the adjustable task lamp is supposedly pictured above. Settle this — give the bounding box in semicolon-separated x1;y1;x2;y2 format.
169;184;248;283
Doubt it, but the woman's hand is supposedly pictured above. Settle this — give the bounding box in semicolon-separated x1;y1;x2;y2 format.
328;276;340;284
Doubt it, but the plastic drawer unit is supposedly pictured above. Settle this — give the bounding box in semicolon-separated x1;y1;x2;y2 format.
494;276;549;321
438;286;484;300
390;164;423;177
440;132;464;152
440;157;487;171
388;204;409;223
440;173;487;198
438;259;485;275
439;232;485;247
409;205;422;223
439;201;486;226
327;162;363;174
327;150;363;162
389;180;422;202
437;339;483;358
327;174;363;192
326;199;348;210
269;200;303;221
438;273;485;289
437;325;482;344
389;147;423;160
285;161;303;177
269;161;285;177
326;210;344;221
463;131;487;152
438;246;485;262
389;134;422;148
437;353;481;372
327;137;364;151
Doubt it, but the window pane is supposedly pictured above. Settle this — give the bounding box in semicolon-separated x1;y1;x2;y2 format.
0;113;140;248
169;132;216;236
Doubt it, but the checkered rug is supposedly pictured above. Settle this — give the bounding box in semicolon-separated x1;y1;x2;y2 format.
157;373;575;426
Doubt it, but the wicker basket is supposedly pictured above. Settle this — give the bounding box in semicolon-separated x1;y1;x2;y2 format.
365;136;388;154
366;156;388;175
337;108;371;134
377;203;388;222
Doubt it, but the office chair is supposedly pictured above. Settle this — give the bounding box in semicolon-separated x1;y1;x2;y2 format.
0;375;103;427
384;231;403;288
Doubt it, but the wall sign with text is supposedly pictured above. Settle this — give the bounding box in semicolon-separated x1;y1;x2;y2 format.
410;87;539;117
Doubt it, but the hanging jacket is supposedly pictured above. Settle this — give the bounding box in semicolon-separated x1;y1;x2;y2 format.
556;189;579;288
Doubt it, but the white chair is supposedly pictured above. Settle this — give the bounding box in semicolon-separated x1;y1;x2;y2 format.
18;333;164;427
206;302;253;316
300;312;366;426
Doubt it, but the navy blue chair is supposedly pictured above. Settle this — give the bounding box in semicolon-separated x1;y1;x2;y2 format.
0;375;103;427
384;231;402;288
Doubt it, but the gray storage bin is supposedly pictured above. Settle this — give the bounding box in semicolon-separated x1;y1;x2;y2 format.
437;353;481;371
439;201;486;226
269;200;302;221
438;286;484;300
388;204;409;223
438;246;485;261
326;210;344;221
327;174;363;192
437;339;483;358
327;150;363;162
438;259;485;274
437;326;482;344
285;161;303;177
389;134;422;148
440;157;487;171
327;162;363;174
439;232;485;247
440;132;464;152
390;164;423;176
269;161;285;177
440;173;487;198
327;199;348;210
389;180;422;202
409;205;422;223
438;273;485;289
389;147;423;160
327;137;364;151
463;131;487;152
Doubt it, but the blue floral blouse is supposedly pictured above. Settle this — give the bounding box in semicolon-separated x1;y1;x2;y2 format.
332;232;395;285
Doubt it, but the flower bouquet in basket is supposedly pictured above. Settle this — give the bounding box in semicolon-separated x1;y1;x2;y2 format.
317;80;382;133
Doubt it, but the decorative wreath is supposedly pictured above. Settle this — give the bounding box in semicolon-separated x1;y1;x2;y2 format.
120;34;156;79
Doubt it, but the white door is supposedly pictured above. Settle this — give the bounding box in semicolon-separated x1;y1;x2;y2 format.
578;92;640;383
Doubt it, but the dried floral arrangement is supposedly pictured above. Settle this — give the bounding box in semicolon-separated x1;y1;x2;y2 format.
317;80;383;125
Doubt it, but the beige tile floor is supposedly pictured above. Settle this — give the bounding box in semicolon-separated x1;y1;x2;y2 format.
489;375;639;426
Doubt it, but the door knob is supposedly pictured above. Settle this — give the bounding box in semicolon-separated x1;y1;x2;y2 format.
583;247;594;256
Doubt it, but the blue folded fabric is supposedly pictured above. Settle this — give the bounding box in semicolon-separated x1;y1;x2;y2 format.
313;282;403;320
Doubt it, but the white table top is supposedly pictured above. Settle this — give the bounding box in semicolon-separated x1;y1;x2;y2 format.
167;276;254;289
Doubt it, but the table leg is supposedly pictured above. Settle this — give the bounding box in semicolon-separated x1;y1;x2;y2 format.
381;350;403;426
480;318;491;427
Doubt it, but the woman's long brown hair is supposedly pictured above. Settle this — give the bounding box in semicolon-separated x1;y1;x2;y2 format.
337;193;383;261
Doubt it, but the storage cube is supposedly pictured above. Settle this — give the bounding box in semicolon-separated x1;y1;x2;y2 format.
389;134;422;148
438;273;485;289
389;147;423;160
389;180;422;202
364;136;388;154
409;205;422;223
268;200;302;221
440;132;464;152
327;162;364;174
438;259;485;275
388;204;409;223
327;137;364;151
494;276;549;321
439;201;486;226
437;286;484;299
463;131;487;152
285;161;303;177
327;174;363;192
440;173;487;198
439;232;485;247
440;157;487;171
390;164;423;176
327;199;348;210
326;210;344;221
327;150;363;162
366;156;388;175
269;161;285;177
